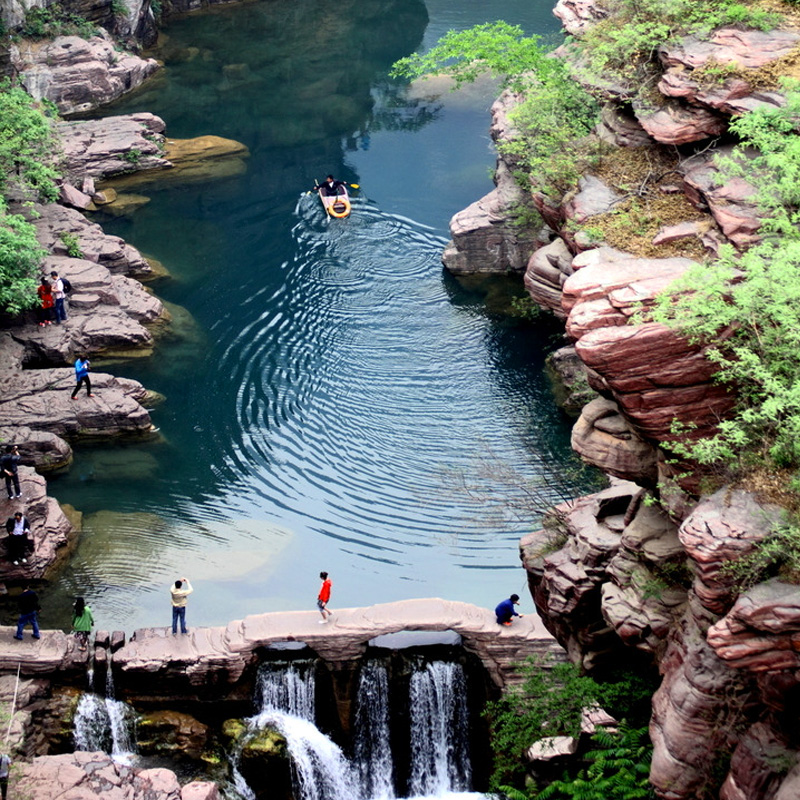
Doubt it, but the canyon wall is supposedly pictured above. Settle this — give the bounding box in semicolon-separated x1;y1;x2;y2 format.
443;4;800;798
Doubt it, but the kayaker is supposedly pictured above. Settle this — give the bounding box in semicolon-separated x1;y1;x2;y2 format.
318;175;346;196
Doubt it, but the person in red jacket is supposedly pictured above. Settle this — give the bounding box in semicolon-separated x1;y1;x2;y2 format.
317;571;333;623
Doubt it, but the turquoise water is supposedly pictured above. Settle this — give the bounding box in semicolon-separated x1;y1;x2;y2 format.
34;0;596;632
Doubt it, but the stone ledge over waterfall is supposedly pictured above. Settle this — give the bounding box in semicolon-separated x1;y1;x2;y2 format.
0;599;562;689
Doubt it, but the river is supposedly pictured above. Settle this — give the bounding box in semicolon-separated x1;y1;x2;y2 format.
35;0;599;631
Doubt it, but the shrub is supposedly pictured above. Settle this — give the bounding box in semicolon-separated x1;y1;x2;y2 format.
485;657;656;791
21;4;97;39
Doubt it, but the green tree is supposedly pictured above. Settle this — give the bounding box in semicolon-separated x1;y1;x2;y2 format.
485;658;656;790
0;81;59;315
647;83;800;472
391;22;599;195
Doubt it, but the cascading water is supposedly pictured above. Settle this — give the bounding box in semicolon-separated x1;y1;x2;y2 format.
354;661;395;800
235;657;473;800
73;667;136;760
255;661;316;721
408;660;471;797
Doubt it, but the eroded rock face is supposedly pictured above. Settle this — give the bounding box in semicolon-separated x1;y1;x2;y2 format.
10;31;159;115
650;613;758;800
679;490;786;616
31;202;152;277
571;396;658;484
553;0;609;35
520;482;642;670
708;580;800;671
442;91;540;274
524;238;574;317
680;147;762;249
544;345;598;416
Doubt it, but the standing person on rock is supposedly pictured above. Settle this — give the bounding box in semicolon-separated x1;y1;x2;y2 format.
0;752;10;800
37;276;54;326
14;584;40;640
72;596;94;651
1;445;21;500
70;354;93;400
50;270;67;323
5;511;30;565
317;571;333;623
495;593;523;626
170;577;193;635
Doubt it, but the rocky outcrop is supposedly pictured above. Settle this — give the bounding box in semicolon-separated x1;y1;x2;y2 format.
553;0;609;35
0;466;77;581
15;751;218;800
10;30;158;115
57;113;170;183
30;202;153;277
545;344;598;416
571;396;658;484
442;91;540;274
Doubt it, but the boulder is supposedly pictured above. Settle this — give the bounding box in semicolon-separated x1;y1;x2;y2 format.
678;490;786;615
524;237;574;317
137;710;211;760
571;396;658;484
708;579;800;671
57;113;170;182
10;31;159;115
14;752;183;800
632;97;727;145
553;0;609;35
680;147;762;249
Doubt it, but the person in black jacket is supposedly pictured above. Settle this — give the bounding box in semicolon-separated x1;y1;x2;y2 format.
5;511;30;565
1;444;21;500
14;584;40;640
318;175;346;196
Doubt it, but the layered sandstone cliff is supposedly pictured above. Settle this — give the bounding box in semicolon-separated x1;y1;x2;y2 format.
444;4;800;798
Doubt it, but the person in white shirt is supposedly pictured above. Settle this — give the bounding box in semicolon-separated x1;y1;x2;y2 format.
170;577;193;634
50;269;67;323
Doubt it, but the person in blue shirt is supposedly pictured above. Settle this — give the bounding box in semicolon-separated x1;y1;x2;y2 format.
70;355;93;400
495;593;523;626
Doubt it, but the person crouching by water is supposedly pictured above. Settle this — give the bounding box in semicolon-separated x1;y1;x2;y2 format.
171;577;193;634
495;593;523;627
72;596;94;651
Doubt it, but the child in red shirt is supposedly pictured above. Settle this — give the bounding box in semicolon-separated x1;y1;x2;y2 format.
317;571;333;623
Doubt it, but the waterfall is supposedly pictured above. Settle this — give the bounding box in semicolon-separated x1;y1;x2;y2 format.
354;661;395;800
256;661;316;720
408;661;471;796
236;657;473;800
73;667;136;760
250;710;358;800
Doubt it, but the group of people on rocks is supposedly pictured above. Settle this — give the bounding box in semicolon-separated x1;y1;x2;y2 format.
36;270;69;326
